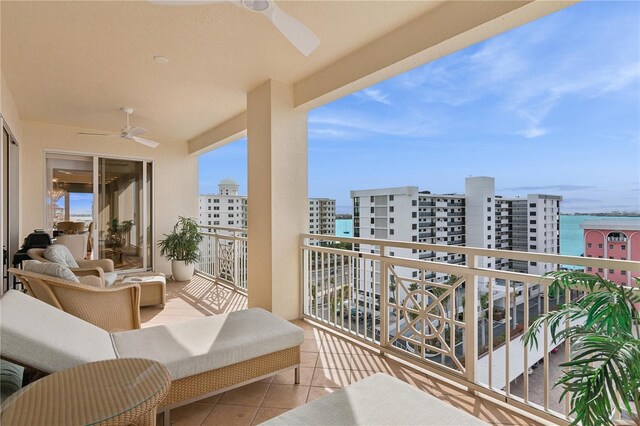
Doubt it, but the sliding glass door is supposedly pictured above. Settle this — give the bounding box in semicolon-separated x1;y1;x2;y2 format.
45;152;153;272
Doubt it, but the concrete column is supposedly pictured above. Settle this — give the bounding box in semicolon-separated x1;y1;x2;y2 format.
247;80;308;320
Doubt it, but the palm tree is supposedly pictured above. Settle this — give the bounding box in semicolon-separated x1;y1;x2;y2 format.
523;272;640;426
480;292;489;347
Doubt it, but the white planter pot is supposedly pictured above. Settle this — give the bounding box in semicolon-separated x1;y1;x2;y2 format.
172;260;194;282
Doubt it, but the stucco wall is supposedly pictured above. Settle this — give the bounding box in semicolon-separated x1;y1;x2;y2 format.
1;72;22;141
20;120;198;275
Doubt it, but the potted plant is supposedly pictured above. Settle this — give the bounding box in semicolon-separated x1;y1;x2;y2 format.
157;216;203;281
105;218;134;249
523;272;640;425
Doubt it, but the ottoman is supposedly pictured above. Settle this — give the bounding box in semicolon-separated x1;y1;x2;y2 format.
121;272;166;307
264;373;489;425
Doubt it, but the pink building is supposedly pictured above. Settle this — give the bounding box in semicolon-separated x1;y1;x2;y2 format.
581;220;640;286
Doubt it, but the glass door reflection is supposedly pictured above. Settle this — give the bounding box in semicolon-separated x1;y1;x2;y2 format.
98;158;147;270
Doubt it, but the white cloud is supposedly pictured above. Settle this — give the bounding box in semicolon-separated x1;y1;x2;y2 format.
518;126;548;139
600;61;640;94
355;88;391;105
309;110;439;139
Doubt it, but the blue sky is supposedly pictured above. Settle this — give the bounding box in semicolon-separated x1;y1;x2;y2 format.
199;1;640;214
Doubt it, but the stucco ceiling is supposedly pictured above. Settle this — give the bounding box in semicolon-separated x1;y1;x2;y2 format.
1;0;442;142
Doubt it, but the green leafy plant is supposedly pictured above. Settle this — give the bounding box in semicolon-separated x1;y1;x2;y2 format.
105;218;134;249
523;271;640;426
157;216;203;264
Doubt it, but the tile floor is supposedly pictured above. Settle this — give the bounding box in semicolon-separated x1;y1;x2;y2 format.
145;276;544;425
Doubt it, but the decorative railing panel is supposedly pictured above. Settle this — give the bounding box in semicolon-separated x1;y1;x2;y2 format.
196;226;248;292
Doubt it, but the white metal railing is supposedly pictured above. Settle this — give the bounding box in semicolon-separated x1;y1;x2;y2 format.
196;225;248;292
300;233;640;425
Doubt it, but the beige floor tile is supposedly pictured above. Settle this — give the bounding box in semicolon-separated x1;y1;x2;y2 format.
321;337;367;355
257;375;274;384
250;407;290;425
306;386;336;403
311;368;350;388
202;404;259;426
168;402;215;425
199;393;223;404
261;384;310;409
300;351;319;368
271;367;313;386
289;319;313;329
300;338;322;353
304;327;328;341
350;353;403;372
316;351;351;370
218;382;270;407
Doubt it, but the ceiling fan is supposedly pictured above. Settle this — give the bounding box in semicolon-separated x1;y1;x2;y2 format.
77;108;160;148
149;0;320;57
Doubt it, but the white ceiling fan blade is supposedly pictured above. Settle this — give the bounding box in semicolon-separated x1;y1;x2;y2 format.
76;132;115;136
131;136;160;148
127;127;147;137
265;1;319;56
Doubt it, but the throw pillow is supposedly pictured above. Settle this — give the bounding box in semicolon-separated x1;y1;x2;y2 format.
43;244;79;269
23;260;79;282
0;360;24;403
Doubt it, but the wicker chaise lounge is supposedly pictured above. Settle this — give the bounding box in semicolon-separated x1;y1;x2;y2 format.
0;290;304;425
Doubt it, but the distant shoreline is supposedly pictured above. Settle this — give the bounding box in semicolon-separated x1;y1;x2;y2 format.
562;213;640;217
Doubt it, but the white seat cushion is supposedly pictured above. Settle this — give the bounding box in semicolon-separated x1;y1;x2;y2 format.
0;291;117;374
111;308;304;380
265;373;489;425
121;275;166;285
103;271;118;286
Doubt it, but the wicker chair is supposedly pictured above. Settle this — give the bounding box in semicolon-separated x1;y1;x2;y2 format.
27;248;116;285
9;268;141;332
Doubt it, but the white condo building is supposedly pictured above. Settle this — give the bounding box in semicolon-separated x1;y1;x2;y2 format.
351;177;561;300
199;179;336;236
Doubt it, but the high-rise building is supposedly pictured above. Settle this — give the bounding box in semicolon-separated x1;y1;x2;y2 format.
582;220;640;286
199;179;336;236
351;177;562;283
308;198;336;235
199;178;248;228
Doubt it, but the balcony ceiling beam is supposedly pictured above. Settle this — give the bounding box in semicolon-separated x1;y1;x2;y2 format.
188;111;247;155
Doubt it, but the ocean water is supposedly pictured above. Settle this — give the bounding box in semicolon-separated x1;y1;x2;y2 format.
336;219;353;236
335;216;640;256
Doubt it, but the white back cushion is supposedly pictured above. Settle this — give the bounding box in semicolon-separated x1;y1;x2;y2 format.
44;244;79;268
23;260;79;283
0;291;117;373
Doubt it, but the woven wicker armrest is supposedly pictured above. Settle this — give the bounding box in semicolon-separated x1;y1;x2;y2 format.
76;258;115;273
70;266;105;281
9;268;141;333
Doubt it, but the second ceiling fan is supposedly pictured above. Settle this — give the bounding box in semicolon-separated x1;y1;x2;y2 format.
149;0;320;57
77;108;160;148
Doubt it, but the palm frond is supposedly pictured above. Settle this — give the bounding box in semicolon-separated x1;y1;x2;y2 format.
521;271;640;426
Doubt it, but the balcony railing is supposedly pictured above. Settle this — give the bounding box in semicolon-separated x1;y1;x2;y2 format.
300;233;640;425
195;225;248;293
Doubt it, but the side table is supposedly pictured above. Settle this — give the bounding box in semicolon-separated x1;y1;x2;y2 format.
0;358;171;426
